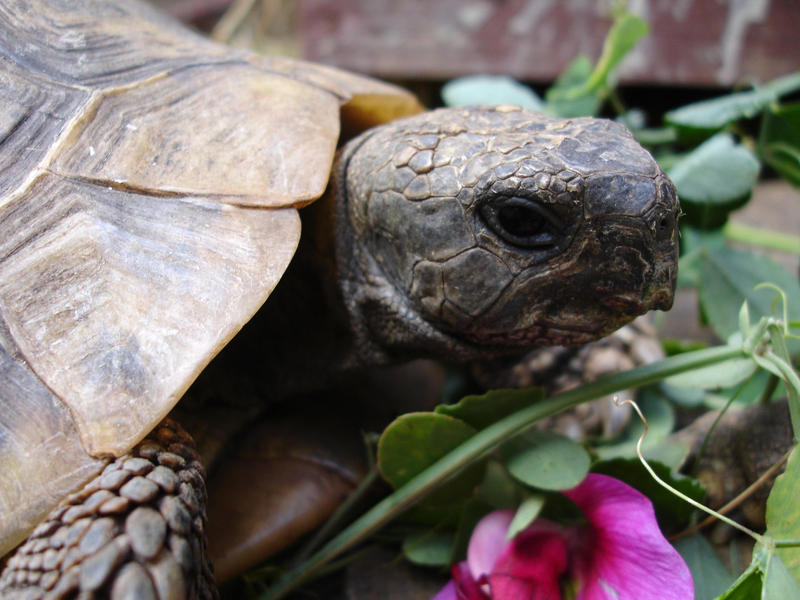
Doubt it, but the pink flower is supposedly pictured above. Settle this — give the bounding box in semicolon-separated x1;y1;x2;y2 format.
433;474;693;600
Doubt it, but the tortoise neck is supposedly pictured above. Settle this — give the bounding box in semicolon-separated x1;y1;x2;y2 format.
189;192;368;402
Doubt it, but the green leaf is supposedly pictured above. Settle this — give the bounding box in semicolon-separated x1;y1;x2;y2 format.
402;528;455;567
507;494;545;539
501;430;590;491
714;542;800;599
475;460;521;510
665;71;800;138
765;322;800;436
759;102;800;188
765;444;800;582
762;142;800;189
582;12;648;93
449;498;494;564
697;246;800;354
677;225;727;288
667;133;760;229
673;534;733;600
715;567;762;600
658;381;707;408
664;357;757;390
633;126;679;147
377;412;482;497
740;300;752;338
441;75;545;110
543;8;646;118
654;149;689;173
544;55;601;118
763;552;800;599
592;457;705;532
722;222;800;257
435;387;545;430
551;54;593;89
702;369;780;409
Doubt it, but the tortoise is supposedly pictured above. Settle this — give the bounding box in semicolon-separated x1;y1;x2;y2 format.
0;0;680;597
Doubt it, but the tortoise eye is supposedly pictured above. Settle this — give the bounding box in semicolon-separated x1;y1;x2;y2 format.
480;196;563;248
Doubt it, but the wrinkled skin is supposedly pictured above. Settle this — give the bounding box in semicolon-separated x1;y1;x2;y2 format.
335;106;678;364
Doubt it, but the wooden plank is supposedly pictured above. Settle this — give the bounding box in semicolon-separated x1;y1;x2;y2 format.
298;0;800;86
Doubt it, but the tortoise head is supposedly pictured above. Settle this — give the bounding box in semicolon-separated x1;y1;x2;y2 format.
334;106;679;360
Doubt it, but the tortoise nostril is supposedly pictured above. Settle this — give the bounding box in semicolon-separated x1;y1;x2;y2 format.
652;211;676;241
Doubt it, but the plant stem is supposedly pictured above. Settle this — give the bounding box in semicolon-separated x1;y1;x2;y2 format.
626;397;765;543
260;344;744;600
691;377;750;478
723;221;800;255
757;374;780;405
634;127;679;146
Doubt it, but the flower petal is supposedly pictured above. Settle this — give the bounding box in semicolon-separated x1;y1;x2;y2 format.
563;474;694;600
489;525;569;600
452;561;491;599
433;580;459;600
467;510;516;580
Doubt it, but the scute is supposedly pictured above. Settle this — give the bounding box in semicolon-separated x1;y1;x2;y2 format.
0;170;302;458
0;0;421;556
0;0;230;86
0;57;90;198
0;320;106;558
51;63;340;205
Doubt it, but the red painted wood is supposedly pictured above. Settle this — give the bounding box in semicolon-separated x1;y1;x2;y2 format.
297;0;800;86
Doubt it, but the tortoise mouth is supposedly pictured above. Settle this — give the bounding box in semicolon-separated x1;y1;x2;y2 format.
597;289;674;316
597;294;646;315
453;276;676;350
458;320;617;349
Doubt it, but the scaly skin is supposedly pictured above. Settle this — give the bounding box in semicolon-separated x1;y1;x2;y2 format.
0;420;216;599
336;106;678;363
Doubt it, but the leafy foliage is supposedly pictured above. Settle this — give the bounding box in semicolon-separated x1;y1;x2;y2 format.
759;102;800;187
765;445;800;582
674;535;734;600
500;430;590;491
664;72;800;139
667;133;760;228
434;387;544;429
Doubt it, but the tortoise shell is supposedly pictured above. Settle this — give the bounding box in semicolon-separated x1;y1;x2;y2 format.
0;0;421;555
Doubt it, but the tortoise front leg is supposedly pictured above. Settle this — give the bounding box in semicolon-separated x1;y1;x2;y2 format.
0;420;216;599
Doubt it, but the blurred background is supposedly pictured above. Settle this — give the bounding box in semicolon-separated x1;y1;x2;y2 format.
149;0;799;108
